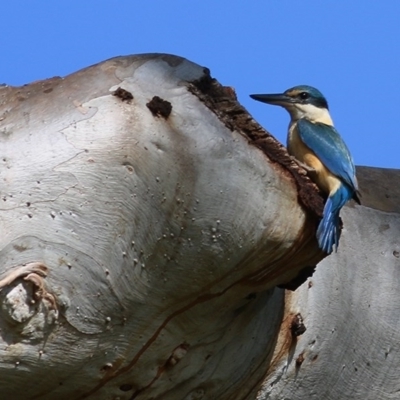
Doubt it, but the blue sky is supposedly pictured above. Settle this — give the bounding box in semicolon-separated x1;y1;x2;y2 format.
1;2;399;168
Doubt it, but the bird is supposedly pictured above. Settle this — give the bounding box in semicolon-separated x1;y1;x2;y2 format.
250;85;360;254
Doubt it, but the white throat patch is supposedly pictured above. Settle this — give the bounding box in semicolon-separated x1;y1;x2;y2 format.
286;103;333;125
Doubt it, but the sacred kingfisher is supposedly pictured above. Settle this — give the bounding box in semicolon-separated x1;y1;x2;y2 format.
250;85;360;254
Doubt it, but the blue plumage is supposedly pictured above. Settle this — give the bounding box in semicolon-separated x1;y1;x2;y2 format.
316;182;355;253
297;119;359;253
250;85;360;254
297;119;358;192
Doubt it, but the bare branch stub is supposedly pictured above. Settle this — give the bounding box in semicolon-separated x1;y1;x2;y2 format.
187;70;324;218
187;69;326;288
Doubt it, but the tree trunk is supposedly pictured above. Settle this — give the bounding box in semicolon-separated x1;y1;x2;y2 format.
0;54;391;400
257;166;400;400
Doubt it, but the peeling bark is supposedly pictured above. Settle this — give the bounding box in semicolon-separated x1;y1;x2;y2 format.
0;54;327;399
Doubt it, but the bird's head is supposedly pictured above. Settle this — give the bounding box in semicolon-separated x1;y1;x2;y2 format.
250;85;331;123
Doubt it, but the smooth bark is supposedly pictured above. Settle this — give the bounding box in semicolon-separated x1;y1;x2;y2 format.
0;54;324;399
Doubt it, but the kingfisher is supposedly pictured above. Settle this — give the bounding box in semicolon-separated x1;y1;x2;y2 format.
250;85;360;254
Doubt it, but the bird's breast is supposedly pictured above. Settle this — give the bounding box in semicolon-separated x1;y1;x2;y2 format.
288;123;341;195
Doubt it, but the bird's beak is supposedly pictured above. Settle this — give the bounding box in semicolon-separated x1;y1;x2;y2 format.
249;93;295;106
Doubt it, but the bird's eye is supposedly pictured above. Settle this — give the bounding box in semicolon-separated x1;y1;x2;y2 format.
299;92;309;100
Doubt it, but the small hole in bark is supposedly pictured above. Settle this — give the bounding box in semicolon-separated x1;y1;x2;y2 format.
146;96;172;119
100;363;113;372
290;313;306;337
113;87;133;102
296;352;305;367
119;383;133;392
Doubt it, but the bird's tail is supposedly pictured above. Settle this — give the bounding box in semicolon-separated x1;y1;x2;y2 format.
316;184;353;254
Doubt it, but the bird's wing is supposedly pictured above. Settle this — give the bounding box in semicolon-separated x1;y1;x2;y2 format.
297;119;358;191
